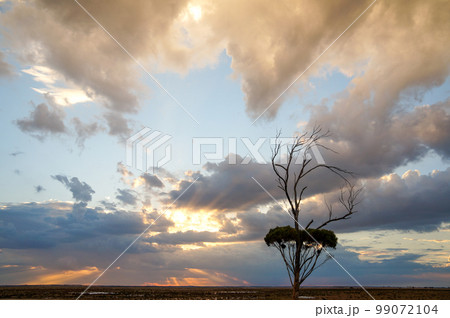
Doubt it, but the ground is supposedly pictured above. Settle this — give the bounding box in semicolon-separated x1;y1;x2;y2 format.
0;286;449;300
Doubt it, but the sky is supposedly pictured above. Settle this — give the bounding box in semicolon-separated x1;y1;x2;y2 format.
0;0;449;288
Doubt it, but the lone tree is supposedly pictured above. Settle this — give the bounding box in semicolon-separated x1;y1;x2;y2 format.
264;127;361;299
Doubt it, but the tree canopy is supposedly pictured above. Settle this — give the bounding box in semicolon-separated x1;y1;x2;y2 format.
264;226;337;249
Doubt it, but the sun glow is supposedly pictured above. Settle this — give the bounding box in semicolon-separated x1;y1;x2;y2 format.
179;244;203;251
167;210;221;233
27;267;99;285
144;268;250;286
188;4;202;21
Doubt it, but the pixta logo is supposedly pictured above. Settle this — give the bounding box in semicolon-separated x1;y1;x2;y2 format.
192;137;325;165
126;128;172;173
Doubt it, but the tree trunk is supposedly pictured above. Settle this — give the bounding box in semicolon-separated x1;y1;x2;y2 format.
292;211;301;299
292;276;300;299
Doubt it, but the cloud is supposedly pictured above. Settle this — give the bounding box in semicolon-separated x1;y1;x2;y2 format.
14;95;102;147
147;230;220;245
295;168;450;232
22;66;93;106
189;0;378;118
234;206;292;240
15;103;66;139
164;154;353;212
1;265;19;268
140;173;164;189
22;65;59;85
346;247;410;263
103;112;131;138
52;175;95;202
189;0;450;125
1;0;219;133
156;167;450;248
296;0;450;177
100;200;117;211
9;151;23;157
4;1;448;173
3;1;448;122
219;216;238;234
146;207;292;246
145;268;250;286
165;157;281;211
117;162;133;179
0;201;73;249
0;51;13;77
394;101;450;159
26;266;100;285
306;97;450;179
34;185;45;193
0;0;367;119
116;188;138;206
401;272;450;284
0;200;447;286
72;117;103;148
0;201;173;251
3;0;141;112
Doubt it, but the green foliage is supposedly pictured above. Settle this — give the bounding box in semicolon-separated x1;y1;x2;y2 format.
264;226;337;249
264;226;297;246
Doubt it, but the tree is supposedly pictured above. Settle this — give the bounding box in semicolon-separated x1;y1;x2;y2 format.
265;127;361;299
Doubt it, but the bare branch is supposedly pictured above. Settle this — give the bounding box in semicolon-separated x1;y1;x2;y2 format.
305;219;314;229
317;184;362;230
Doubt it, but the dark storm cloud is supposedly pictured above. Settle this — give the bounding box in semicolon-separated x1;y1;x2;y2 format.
0;201;173;250
147;230;218;245
235;206;293;240
159;167;450;247
15;103;66;139
116;188;138;206
349;169;450;232
52;175;95;202
306;247;450;288
165;157;281;211
296;168;450;233
0;201;73;249
164;154;356;212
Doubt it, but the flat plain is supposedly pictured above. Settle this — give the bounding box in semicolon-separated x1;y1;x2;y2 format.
0;286;448;300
